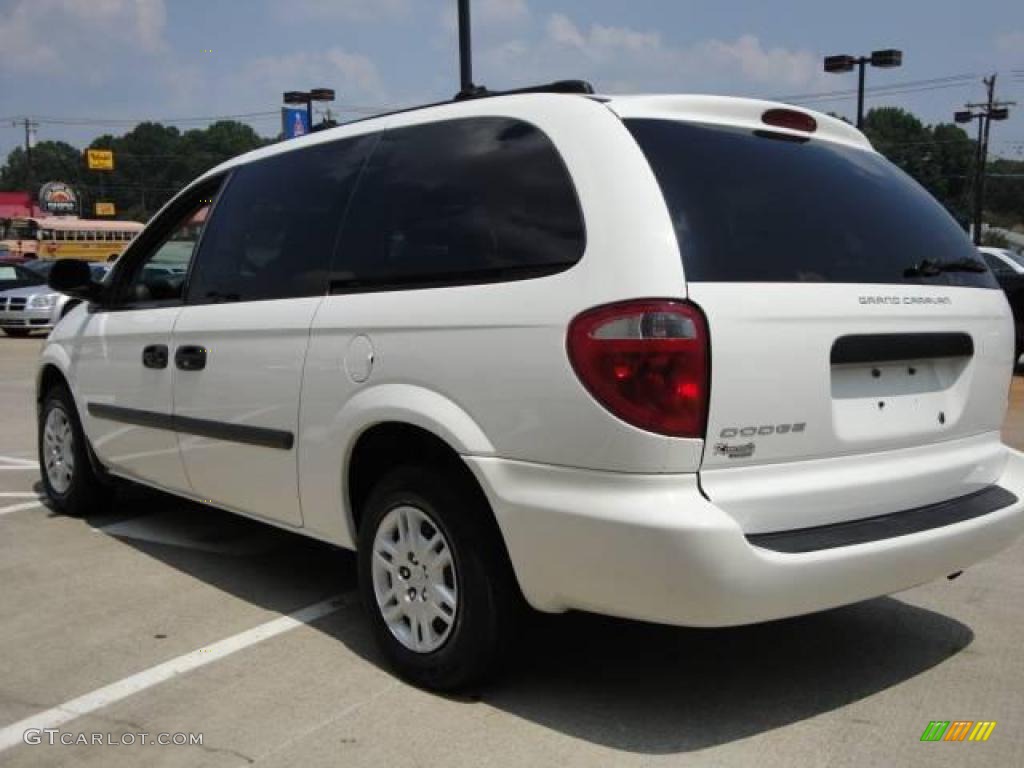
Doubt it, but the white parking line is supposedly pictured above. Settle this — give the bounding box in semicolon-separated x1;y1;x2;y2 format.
0;501;44;517
0;456;39;468
0;493;41;498
0;596;345;753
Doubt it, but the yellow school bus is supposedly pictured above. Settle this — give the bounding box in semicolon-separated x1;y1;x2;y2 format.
1;217;144;263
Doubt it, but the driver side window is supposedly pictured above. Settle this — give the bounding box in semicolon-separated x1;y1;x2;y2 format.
115;181;221;307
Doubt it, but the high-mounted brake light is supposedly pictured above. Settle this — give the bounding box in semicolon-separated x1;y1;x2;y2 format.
762;108;817;133
567;300;710;438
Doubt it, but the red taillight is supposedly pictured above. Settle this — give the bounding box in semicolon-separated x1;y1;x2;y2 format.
762;108;817;133
567;300;710;438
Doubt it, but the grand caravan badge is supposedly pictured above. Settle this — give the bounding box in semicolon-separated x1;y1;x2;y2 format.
858;295;952;305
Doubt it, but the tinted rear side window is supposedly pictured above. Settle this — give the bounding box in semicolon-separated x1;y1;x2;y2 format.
626;119;996;288
331;117;584;291
188;134;376;303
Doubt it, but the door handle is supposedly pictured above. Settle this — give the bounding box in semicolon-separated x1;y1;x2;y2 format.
175;345;207;371
142;344;168;369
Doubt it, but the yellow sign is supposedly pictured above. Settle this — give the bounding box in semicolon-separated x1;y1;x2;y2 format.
86;148;114;171
94;202;116;216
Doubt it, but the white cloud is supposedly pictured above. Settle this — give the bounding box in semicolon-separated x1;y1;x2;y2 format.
698;35;821;86
479;0;530;25
0;0;167;76
485;12;824;93
241;47;386;102
440;0;531;32
995;30;1024;56
546;13;586;49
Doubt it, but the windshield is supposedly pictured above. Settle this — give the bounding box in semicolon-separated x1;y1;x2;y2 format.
997;248;1024;271
625;119;996;288
4;219;38;240
0;264;46;286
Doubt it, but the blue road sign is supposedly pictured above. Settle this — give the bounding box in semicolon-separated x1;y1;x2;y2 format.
282;107;310;139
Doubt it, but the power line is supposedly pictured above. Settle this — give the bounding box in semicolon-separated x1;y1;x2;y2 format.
785;79;980;105
771;73;978;102
0;103;394;129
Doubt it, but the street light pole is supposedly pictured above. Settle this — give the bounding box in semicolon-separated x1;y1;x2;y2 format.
857;58;866;129
824;49;902;130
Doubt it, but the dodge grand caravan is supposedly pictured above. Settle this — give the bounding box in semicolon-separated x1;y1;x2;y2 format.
37;91;1024;690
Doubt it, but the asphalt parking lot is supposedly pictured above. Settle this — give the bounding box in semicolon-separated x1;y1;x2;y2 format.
0;335;1022;767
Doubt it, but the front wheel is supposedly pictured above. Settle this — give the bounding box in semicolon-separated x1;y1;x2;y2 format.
357;465;522;691
38;383;111;517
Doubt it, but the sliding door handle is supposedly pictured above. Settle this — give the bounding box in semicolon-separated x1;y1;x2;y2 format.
175;345;207;371
142;344;168;369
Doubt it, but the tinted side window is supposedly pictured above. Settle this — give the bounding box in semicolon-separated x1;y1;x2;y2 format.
188;135;376;303
332;117;584;291
111;179;222;307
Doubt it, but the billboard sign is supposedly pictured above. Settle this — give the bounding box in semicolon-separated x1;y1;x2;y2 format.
86;148;115;171
94;202;116;216
282;107;310;139
38;182;78;215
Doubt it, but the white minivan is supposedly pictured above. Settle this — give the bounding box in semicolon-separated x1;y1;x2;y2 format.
38;91;1024;690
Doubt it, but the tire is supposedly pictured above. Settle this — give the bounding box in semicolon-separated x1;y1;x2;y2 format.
357;464;522;691
2;329;32;338
38;383;111;517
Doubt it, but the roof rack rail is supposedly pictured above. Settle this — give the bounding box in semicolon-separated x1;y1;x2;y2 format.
454;80;596;101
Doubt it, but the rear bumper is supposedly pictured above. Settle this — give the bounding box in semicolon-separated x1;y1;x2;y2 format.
466;447;1024;626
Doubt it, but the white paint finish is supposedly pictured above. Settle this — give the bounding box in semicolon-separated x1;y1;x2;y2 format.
468;450;1024;625
0;595;344;754
0;500;44;516
605;94;873;151
63;306;190;491
343;335;374;384
690;282;1014;532
702;432;1008;534
172;297;323;528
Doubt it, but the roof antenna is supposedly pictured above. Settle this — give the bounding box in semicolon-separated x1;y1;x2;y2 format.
456;0;486;99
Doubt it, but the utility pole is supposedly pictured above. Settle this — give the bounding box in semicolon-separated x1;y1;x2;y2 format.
956;75;1015;244
11;118;39;190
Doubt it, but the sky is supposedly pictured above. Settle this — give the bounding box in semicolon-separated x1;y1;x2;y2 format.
0;0;1022;164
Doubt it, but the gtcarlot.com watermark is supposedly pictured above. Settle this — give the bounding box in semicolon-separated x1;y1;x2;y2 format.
23;729;203;747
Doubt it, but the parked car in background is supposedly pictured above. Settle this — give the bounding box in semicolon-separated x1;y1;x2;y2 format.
0;262;43;292
979;246;1024;362
0;262;108;337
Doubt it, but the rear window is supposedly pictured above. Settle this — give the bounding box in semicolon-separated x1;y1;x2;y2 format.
626;119;996;288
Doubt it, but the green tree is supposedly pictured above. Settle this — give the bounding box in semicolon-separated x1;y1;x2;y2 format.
863;107;977;225
0;140;84;194
0;120;271;222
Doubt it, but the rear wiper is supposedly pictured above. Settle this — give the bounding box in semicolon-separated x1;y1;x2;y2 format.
904;258;988;277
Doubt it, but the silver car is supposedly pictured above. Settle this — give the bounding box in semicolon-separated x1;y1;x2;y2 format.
0;262;108;337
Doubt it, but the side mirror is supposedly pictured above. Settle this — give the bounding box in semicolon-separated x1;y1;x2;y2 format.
48;259;101;303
